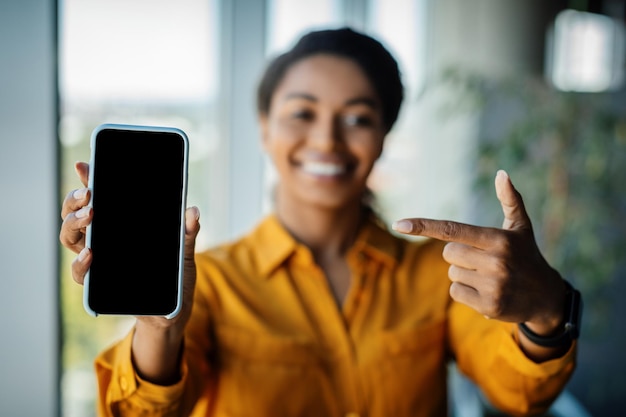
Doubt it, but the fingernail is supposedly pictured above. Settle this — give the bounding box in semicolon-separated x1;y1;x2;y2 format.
75;206;91;219
497;170;509;180
77;247;89;262
392;220;413;234
190;206;200;220
73;188;88;200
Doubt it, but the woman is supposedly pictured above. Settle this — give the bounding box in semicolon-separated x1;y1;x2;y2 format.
60;28;579;417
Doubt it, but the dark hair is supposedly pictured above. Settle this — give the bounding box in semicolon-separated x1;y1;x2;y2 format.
256;27;404;133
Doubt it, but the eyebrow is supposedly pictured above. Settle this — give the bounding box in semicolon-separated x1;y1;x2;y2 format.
285;92;317;102
284;93;379;109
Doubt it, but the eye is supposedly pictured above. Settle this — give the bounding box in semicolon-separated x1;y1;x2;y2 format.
291;109;314;121
344;114;374;127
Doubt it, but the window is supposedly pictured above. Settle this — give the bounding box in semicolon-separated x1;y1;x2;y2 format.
365;0;431;225
58;0;220;415
58;1;432;415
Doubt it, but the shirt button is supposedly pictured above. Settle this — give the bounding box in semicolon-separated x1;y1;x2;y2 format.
120;376;128;391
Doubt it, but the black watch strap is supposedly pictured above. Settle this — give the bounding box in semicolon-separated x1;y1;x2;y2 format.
518;280;583;348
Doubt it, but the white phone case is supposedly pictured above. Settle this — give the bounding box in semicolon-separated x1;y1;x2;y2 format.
84;123;189;319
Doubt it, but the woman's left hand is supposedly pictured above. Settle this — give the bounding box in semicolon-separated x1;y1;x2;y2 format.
392;170;566;335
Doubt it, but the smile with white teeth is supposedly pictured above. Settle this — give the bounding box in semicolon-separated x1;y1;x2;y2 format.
301;161;346;176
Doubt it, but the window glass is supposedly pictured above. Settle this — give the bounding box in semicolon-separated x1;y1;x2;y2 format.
366;0;432;225
58;0;220;415
266;0;341;55
58;1;429;414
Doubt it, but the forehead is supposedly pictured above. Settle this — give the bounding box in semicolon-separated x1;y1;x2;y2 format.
272;54;377;103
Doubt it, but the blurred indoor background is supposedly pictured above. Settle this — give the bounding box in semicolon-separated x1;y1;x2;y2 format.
1;0;625;416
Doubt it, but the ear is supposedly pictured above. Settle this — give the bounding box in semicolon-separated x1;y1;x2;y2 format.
259;114;270;151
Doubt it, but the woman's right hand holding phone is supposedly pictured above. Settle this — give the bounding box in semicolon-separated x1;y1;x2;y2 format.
59;161;93;278
59;161;202;385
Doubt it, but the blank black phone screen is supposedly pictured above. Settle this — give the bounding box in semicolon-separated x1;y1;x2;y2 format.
87;127;187;316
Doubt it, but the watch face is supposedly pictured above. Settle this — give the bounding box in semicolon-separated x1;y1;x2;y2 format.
568;286;583;339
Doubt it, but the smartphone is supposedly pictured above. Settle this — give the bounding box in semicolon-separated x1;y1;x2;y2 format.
84;123;189;319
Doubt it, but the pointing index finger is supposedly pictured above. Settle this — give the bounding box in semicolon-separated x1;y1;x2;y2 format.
392;218;496;249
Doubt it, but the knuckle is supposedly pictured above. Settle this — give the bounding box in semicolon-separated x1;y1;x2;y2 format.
442;242;457;260
442;221;460;240
483;283;508;317
490;233;511;252
484;297;505;318
59;224;71;246
61;193;74;219
447;264;458;281
70;262;85;285
490;255;511;277
492;233;506;247
64;189;75;204
442;244;452;262
443;242;469;263
448;281;463;301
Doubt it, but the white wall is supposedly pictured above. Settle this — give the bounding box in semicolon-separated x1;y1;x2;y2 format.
0;0;58;416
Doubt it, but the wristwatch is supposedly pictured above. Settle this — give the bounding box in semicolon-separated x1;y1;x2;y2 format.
518;280;583;348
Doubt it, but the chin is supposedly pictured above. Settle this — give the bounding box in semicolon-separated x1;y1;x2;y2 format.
296;189;363;212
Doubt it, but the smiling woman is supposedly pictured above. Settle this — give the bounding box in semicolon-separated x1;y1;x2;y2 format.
58;25;580;417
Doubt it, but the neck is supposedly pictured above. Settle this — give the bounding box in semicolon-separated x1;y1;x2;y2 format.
274;193;366;261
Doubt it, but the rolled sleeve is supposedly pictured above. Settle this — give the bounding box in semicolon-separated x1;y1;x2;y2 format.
94;328;189;416
450;303;577;416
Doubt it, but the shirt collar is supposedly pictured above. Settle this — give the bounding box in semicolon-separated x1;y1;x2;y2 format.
351;215;401;268
250;213;402;279
248;214;299;278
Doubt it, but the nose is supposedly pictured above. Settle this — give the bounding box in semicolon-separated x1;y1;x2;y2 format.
308;113;342;151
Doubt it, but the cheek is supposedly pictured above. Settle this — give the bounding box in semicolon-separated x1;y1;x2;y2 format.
266;119;305;145
262;123;289;154
263;131;300;170
350;137;384;165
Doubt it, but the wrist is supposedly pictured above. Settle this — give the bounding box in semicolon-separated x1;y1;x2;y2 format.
524;278;568;336
519;279;583;348
132;321;185;385
135;317;186;344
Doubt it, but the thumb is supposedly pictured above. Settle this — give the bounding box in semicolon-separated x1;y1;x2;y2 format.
184;206;201;257
74;161;90;187
495;170;531;230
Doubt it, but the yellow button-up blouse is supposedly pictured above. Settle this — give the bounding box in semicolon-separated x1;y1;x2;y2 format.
94;214;576;417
